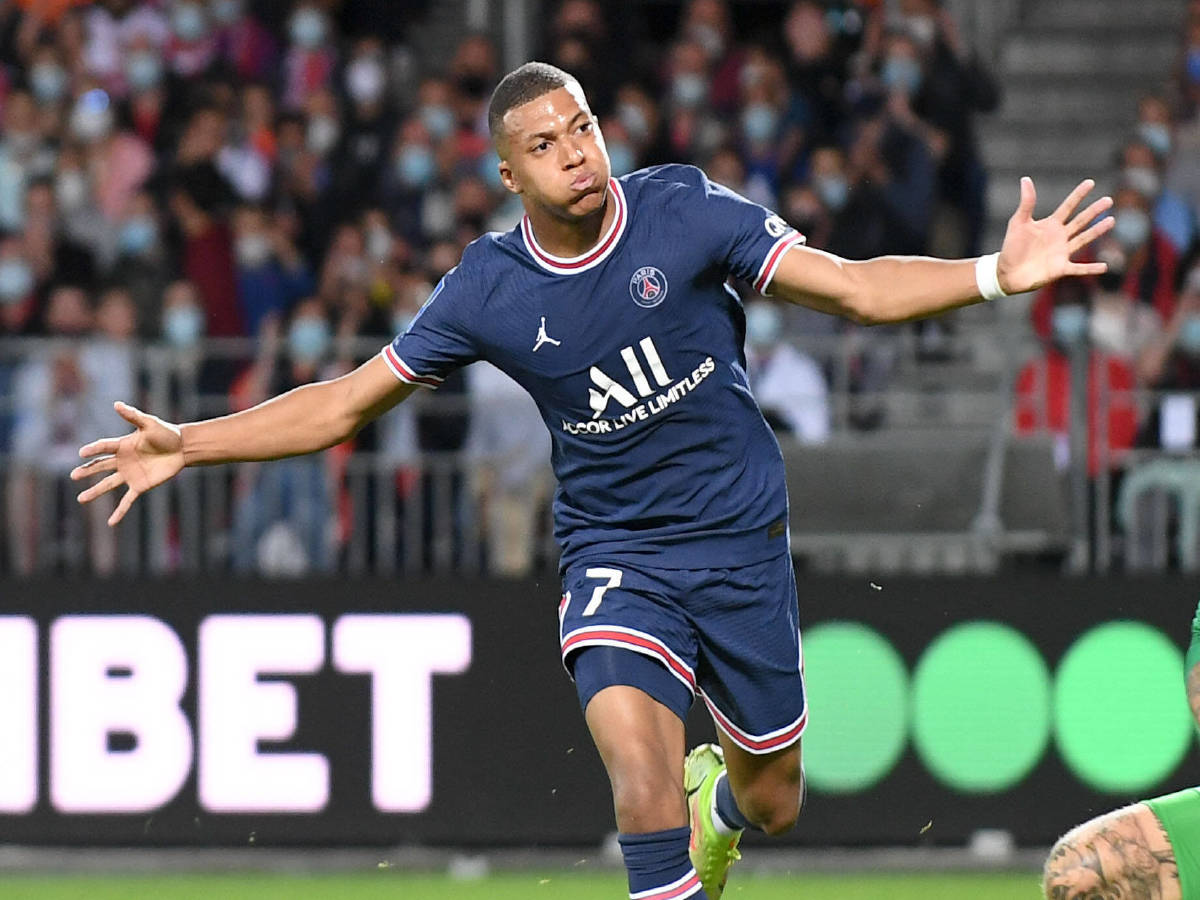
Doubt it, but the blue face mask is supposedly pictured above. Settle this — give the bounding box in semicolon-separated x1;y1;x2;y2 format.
881;56;923;95
0;259;33;304
1179;316;1200;355
118;217;157;255
171;3;208;42
211;0;242;25
672;73;706;108
745;302;782;347
290;9;327;49
1138;121;1172;158
419;104;455;141
125;50;163;92
478;152;505;189
30;63;67;104
1052;305;1089;346
617;102;650;143
814;174;849;211
163;305;204;348
1113;209;1151;249
288;317;332;362
606;142;636;177
396;145;436;188
741;104;778;145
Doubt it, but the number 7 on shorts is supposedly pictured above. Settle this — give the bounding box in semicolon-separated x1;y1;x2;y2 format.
583;567;623;616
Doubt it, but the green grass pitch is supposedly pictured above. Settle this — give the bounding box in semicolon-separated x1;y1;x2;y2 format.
0;871;1044;899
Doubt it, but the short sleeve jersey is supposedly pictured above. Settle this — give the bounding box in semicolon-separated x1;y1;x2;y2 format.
381;164;806;571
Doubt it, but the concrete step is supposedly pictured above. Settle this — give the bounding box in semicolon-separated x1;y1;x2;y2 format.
978;126;1119;171
1028;0;1184;30
995;82;1149;124
1002;35;1179;76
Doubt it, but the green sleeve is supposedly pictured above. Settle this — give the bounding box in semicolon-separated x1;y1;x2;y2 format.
1187;599;1200;679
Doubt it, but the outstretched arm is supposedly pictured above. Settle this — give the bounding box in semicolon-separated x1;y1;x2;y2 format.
769;177;1114;324
71;355;413;525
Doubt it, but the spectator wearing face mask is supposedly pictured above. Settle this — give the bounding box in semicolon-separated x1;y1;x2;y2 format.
282;4;335;113
889;0;998;258
743;299;830;443
1135;267;1200;452
25;42;71;115
0;90;56;233
164;1;216;79
1087;237;1162;363
1119;138;1195;257
211;0;278;84
169;164;241;338
228;299;338;575
7;284;125;574
72;88;154;226
22;178;96;300
0;236;38;334
1032;187;1181;337
383;115;438;243
332;38;396;213
103;190;165;337
736;47;790;209
1014;281;1140;478
231;204;315;337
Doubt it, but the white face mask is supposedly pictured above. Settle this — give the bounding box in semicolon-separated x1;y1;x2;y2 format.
1123;166;1161;199
306;115;340;156
1089;306;1131;355
235;233;272;267
346;58;386;104
56;171;90;212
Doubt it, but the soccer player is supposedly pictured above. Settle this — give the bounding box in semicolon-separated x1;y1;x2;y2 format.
1043;606;1200;900
73;63;1112;900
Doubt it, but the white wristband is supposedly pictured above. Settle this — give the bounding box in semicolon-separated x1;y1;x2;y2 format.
975;252;1007;301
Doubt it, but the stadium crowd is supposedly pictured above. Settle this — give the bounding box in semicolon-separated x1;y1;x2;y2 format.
0;0;1195;575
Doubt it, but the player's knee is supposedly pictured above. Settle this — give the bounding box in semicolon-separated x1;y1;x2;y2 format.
607;751;684;824
737;778;804;836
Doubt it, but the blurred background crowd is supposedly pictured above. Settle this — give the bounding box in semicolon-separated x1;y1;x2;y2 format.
0;0;1197;577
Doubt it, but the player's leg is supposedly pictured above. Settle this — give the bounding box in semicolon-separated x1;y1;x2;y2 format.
685;551;808;898
713;736;804;836
559;562;708;899
1042;800;1181;899
579;660;708;900
585;682;688;833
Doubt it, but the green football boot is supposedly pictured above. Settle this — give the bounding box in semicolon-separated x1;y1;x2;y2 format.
684;743;742;900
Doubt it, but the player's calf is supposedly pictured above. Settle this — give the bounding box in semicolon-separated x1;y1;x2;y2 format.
1042;803;1180;900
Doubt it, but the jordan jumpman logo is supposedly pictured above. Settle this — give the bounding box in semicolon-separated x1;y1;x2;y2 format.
533;316;562;352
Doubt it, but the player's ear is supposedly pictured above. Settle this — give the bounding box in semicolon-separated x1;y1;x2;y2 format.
499;159;521;195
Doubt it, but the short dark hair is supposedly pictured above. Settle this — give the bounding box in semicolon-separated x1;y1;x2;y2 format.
487;62;578;146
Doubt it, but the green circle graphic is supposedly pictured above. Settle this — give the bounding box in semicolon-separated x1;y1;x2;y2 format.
912;621;1051;792
1055;622;1190;794
802;622;909;793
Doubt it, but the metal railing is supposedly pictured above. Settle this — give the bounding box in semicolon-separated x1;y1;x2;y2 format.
5;327;1184;577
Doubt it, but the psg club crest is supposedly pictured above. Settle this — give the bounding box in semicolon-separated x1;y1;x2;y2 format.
629;266;668;308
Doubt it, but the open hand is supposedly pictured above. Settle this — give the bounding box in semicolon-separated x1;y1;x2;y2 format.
997;177;1114;295
70;401;185;526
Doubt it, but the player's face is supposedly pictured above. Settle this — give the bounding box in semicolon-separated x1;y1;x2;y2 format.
497;84;611;221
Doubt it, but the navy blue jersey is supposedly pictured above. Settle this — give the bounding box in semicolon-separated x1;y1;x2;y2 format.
381;164;806;571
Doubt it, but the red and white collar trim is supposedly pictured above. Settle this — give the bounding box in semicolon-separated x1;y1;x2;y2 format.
520;178;627;275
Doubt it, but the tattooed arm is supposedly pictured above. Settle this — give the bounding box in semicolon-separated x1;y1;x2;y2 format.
1042;806;1179;899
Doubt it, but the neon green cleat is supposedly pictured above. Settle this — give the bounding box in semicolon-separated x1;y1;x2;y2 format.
684;743;742;900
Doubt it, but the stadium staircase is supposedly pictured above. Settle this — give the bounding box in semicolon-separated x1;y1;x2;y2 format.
793;0;1186;574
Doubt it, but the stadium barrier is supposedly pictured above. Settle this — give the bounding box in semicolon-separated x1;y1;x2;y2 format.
0;574;1194;847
